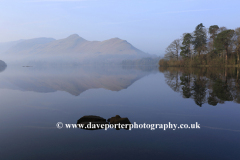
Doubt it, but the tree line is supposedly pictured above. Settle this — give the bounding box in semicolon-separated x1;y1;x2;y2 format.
122;57;160;66
159;23;240;66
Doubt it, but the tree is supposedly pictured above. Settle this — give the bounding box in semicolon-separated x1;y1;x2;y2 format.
214;29;235;64
192;23;207;56
180;33;192;58
208;25;219;50
218;26;227;33
164;39;181;60
234;27;240;64
209;25;219;39
164;47;175;60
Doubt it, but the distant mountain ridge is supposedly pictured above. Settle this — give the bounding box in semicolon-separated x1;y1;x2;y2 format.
5;37;56;54
1;34;149;62
0;39;25;53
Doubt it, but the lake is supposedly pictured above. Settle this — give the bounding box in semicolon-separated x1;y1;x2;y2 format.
0;65;240;160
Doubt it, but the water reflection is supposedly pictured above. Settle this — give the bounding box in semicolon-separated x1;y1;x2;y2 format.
159;67;240;106
0;65;157;96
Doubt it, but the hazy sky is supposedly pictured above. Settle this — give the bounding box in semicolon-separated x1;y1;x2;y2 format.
0;0;239;56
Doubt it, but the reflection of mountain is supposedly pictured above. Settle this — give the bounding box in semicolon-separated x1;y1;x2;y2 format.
0;60;7;72
0;66;153;96
159;67;240;106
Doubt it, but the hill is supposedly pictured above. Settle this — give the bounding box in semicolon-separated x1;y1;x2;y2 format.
2;34;149;63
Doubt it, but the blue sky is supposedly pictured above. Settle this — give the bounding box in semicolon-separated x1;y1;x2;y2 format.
0;0;239;56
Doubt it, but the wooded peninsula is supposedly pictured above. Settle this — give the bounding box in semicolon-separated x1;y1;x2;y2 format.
159;23;240;67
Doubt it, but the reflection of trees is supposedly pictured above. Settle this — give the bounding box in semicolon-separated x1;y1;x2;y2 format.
160;67;240;107
232;78;240;104
212;79;233;101
208;92;219;106
180;74;192;98
207;78;233;106
192;78;207;107
164;71;181;92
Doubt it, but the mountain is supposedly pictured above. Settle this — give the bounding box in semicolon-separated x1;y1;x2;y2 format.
2;34;149;63
5;37;56;55
0;39;25;53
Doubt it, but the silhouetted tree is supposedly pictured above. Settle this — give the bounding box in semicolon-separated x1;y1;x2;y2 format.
159;24;240;67
164;39;181;60
234;27;240;64
208;25;219;50
209;25;220;40
218;26;227;33
214;29;235;64
192;23;207;56
180;33;192;58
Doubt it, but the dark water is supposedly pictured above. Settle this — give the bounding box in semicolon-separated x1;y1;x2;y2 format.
0;65;240;160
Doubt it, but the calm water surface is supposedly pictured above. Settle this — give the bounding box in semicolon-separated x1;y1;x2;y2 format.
0;65;240;160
